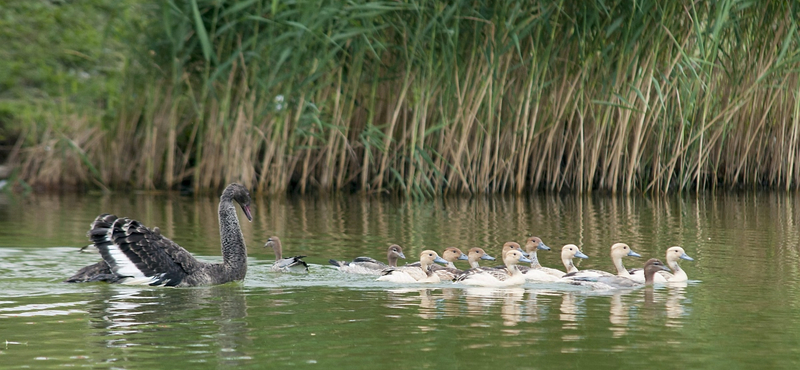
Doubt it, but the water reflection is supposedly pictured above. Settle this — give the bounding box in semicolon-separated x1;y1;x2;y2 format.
666;284;689;327
83;285;250;364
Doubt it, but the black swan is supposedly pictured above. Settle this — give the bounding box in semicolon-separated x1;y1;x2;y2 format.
65;183;252;287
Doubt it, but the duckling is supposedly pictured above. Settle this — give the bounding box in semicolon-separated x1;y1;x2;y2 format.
564;258;671;290
329;244;406;275
265;236;309;273
377;250;449;283
469;242;529;274
628;246;694;283
455;250;532;287
407;247;469;281
466;247;496;268
565;243;642;279
519;236;564;282
560;244;589;273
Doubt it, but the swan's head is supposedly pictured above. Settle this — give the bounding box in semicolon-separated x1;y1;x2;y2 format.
503;250;532;267
502;242;529;258
441;247;469;262
610;242;641;259
666;246;693;262
561;244;588;260
387;244;406;260
224;183;252;221
525;236;551;252
468;247;495;262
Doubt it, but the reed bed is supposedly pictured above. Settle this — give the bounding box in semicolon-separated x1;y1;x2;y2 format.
12;0;800;195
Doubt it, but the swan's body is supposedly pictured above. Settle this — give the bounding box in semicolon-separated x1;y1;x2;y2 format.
629;246;694;283
467;247;495;268
519;236;564;282
407;247;468;281
563;243;641;280
65;183;253;287
456;250;532;287
266;236;308;273
377;250;448;283
329;245;406;275
564;258;670;290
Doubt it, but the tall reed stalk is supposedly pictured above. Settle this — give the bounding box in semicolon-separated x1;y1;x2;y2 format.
14;0;800;195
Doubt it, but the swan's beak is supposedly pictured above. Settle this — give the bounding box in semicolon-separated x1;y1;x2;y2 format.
241;204;253;221
458;253;469;261
680;253;694;261
481;254;496;261
628;250;642;258
519;256;533;264
397;251;407;259
517;248;530;257
574;250;589;259
433;256;448;265
538;242;551;251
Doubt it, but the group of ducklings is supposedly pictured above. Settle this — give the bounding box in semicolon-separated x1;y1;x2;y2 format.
266;236;694;290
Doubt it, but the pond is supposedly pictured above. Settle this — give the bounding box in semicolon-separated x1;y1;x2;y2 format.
0;190;799;369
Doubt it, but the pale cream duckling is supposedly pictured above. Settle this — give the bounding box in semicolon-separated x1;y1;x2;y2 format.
467;247;496;268
377;250;449;283
455;250;532;287
407;247;469;281
560;244;589;274
265;236;309;273
329;244;406;275
562;243;641;279
520;236;564;282
628;246;694;283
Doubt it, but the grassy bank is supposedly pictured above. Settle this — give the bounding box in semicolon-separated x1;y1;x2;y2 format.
3;0;800;195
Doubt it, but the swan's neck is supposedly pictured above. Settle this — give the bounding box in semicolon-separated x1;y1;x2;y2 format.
469;260;481;268
387;254;398;267
273;246;282;261
563;257;579;273
529;251;542;268
446;261;456;269
507;264;522;276
613;256;630;276
219;199;247;278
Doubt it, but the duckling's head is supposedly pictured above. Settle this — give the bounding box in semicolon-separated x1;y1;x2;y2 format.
264;236;282;258
441;247;469;262
666;246;693;263
502;242;529;258
643;258;671;284
503;250;532;267
525;236;551;252
609;242;641;259
387;244;406;260
419;250;448;267
468;247;495;262
561;244;588;260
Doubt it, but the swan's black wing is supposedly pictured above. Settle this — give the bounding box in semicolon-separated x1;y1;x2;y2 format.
88;214;197;286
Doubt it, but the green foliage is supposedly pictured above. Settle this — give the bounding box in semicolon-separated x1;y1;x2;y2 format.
5;0;800;194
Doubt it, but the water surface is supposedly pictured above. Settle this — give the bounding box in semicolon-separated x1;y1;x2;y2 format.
1;191;799;369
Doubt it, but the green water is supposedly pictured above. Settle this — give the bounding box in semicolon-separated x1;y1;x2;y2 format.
1;191;800;369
